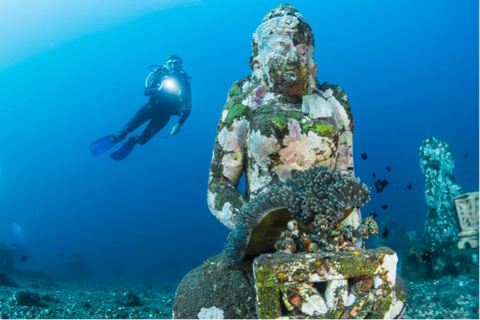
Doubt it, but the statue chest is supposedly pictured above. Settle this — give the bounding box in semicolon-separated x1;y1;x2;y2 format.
246;108;339;182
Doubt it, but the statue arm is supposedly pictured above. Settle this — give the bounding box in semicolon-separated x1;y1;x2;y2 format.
321;84;355;176
207;98;249;230
327;85;362;236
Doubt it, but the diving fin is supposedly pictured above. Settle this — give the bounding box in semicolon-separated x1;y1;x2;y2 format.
110;136;138;161
89;135;117;157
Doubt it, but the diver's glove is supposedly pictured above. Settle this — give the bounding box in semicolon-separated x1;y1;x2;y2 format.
171;123;182;136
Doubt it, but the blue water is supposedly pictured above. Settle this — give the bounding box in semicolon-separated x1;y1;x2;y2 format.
0;0;478;284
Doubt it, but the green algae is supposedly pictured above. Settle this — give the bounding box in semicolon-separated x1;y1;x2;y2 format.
312;123;335;137
228;82;243;97
254;264;281;319
225;104;247;123
215;197;223;211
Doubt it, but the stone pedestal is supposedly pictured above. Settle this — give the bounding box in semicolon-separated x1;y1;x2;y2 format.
453;192;479;249
253;247;406;319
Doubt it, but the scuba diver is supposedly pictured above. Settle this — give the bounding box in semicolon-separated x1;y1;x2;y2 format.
89;55;192;160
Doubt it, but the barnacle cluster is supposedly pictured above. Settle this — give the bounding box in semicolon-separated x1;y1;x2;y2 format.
225;165;377;261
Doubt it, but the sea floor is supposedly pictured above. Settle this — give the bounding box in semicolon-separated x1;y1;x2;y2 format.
0;276;176;319
403;273;479;319
0;272;478;319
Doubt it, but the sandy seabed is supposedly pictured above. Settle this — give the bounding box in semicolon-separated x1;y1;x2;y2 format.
0;272;478;319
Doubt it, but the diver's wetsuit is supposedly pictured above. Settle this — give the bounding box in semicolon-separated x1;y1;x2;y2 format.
114;67;191;145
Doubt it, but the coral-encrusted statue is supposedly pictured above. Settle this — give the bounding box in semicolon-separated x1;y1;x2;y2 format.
174;5;408;319
207;3;357;234
419;136;463;252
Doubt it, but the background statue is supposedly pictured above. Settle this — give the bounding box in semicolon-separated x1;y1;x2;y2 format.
419;136;462;252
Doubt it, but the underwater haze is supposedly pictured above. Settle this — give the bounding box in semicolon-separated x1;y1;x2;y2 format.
0;0;478;284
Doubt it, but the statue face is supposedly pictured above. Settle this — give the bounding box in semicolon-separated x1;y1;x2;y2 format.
252;15;317;95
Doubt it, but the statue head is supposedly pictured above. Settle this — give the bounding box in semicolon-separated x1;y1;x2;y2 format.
250;4;318;96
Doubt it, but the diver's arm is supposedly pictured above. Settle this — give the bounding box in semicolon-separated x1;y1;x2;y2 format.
207;99;248;230
178;98;191;125
178;80;192;125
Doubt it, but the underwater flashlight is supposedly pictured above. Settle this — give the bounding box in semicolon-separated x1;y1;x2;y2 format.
159;77;180;95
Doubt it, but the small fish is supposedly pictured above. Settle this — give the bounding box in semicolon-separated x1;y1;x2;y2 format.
20;255;28;263
190;261;200;267
166;262;179;267
370;212;378;219
73;253;83;258
421;251;432;263
386;166;391;172
10;244;18;247
374;179;389;193
381;227;389;240
464;153;468;159
373;173;376;178
57;254;65;257
381;204;388;209
407;183;412;190
361;153;368;160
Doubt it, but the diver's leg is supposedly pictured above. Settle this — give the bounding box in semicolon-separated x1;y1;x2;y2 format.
137;112;172;145
111;103;153;143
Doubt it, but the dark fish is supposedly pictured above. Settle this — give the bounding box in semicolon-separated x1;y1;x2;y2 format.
407;183;412;190
373;173;376;178
190;261;200;267
381;227;389;240
20;255;28;263
166;262;179;267
95;256;105;259
361;153;368;160
464;153;468;159
370;212;377;219
386;166;391;172
57;254;65;257
10;244;18;247
374;179;389;193
421;251;432;263
73;253;83;258
381;204;388;209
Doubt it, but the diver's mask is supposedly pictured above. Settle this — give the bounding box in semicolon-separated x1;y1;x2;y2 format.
166;59;181;72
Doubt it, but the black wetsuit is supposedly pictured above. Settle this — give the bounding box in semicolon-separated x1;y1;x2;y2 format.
116;67;192;145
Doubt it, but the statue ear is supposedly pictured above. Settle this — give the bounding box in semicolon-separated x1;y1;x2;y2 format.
311;62;318;79
249;56;261;70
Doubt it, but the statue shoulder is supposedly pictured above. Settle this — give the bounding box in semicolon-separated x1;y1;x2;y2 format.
227;76;251;98
219;76;252;125
318;81;354;128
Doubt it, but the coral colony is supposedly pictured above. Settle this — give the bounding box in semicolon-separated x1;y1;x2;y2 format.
225;165;375;262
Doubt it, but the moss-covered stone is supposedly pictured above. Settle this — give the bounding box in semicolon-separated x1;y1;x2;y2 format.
253;249;399;318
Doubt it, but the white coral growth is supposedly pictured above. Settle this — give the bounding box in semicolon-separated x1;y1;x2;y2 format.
197;306;224;319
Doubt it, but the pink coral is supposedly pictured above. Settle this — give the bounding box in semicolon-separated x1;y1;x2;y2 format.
251;85;266;106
